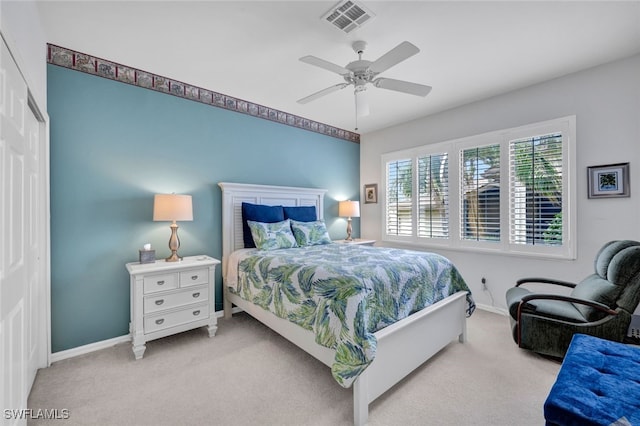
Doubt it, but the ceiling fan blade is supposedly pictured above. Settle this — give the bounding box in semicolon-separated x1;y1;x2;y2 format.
299;55;350;76
369;41;420;74
297;83;349;104
373;78;432;97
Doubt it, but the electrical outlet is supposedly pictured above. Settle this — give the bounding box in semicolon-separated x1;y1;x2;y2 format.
628;315;640;338
481;277;487;291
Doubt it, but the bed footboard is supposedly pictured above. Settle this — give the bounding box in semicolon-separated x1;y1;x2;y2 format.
225;289;468;426
352;291;468;425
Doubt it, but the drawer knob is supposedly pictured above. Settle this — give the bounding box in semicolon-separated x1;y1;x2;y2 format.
155;318;165;325
191;275;198;280
192;292;200;298
193;310;201;316
155;299;164;306
157;280;165;285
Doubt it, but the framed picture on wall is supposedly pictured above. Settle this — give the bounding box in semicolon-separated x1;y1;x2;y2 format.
587;163;630;198
364;183;378;204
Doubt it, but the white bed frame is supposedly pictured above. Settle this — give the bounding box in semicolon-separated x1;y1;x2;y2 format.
218;182;468;425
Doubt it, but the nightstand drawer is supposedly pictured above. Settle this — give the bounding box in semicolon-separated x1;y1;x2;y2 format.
180;268;208;287
144;303;209;333
143;273;178;294
143;286;209;314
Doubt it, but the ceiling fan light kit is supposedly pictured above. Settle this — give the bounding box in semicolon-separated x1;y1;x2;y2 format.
355;87;369;117
297;40;432;128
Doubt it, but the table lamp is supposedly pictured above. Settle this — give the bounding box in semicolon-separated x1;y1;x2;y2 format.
338;200;360;241
153;193;193;262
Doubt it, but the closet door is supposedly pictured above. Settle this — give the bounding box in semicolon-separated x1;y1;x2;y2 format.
1;36;46;424
24;88;47;393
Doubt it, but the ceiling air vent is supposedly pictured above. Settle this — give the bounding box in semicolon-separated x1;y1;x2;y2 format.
322;0;376;34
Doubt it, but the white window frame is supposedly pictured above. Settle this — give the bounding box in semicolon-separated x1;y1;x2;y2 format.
381;116;576;259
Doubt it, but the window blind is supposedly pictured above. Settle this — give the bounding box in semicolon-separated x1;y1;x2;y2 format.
509;133;563;246
460;144;500;242
386;159;413;236
418;153;449;239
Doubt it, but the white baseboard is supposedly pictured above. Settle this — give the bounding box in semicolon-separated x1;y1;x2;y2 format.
49;307;243;363
50;334;132;363
476;303;508;316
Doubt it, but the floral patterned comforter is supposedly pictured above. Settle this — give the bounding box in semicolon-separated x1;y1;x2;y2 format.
227;243;475;387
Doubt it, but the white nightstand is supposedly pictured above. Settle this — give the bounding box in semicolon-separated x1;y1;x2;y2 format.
333;239;376;246
126;255;220;359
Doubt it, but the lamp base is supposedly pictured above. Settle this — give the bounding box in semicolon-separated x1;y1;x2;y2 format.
165;252;182;262
165;222;182;262
345;217;353;241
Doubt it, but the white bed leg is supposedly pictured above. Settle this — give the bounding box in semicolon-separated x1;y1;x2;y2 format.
353;374;369;426
223;288;233;319
458;311;468;343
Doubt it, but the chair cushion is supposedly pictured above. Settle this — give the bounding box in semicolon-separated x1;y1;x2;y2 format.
607;245;640;287
595;240;640;280
506;286;586;323
526;299;587;323
506;287;531;319
614;246;640;313
571;275;621;321
576;241;640;320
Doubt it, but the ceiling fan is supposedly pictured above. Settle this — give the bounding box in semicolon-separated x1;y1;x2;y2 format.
297;40;432;119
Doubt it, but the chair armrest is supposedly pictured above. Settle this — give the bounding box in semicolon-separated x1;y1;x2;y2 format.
516;277;577;289
516;294;618;345
519;294;618;316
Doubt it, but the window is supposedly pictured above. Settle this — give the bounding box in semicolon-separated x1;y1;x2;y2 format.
509;133;563;246
382;116;575;259
461;145;500;242
418;153;449;239
386;159;412;236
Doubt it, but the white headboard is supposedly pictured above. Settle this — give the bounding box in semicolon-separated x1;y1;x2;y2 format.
218;182;327;277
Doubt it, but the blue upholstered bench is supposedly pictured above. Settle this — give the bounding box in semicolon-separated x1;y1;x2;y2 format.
544;334;640;426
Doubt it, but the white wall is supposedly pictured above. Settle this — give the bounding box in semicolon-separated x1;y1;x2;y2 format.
361;54;640;312
0;0;47;108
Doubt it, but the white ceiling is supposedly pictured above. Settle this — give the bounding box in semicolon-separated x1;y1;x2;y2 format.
36;0;640;135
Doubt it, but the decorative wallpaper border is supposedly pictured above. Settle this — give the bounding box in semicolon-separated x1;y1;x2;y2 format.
46;44;360;143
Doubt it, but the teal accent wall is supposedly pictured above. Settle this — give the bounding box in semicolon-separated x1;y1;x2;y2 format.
48;64;360;353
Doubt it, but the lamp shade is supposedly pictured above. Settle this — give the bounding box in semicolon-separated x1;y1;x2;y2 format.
153;194;193;222
338;200;360;218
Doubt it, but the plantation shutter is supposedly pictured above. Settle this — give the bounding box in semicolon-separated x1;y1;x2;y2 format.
418;153;449;239
460;145;501;242
509;133;563;246
386;159;413;236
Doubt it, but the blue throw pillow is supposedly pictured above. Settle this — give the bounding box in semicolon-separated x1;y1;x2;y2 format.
283;205;317;222
241;202;284;248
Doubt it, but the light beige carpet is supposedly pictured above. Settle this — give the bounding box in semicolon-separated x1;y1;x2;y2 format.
28;309;560;425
